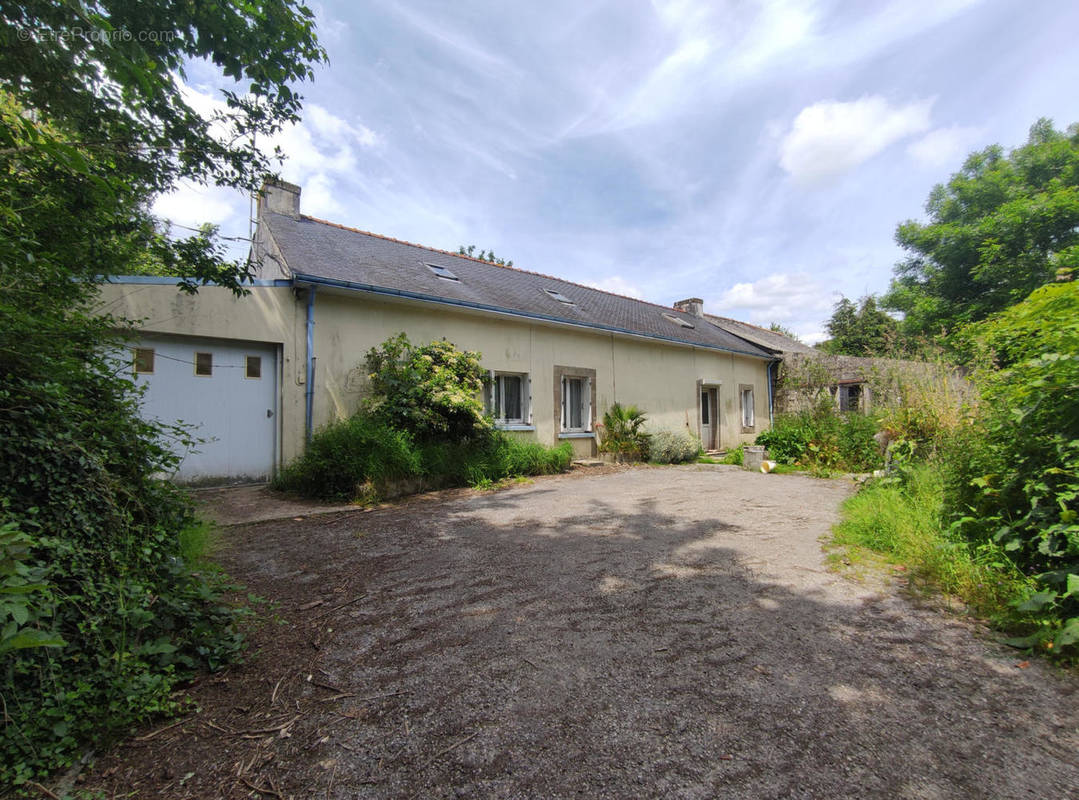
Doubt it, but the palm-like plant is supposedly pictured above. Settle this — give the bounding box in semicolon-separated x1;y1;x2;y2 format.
598;403;650;462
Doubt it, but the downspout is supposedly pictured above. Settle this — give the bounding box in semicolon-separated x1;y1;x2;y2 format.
767;358;780;427
305;286;317;443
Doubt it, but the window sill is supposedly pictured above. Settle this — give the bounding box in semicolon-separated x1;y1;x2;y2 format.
495;423;535;431
558;431;595;439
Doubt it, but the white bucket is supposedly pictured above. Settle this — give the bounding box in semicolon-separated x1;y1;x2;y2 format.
760;460;776;473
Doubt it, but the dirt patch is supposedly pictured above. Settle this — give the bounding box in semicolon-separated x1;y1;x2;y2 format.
82;466;1078;799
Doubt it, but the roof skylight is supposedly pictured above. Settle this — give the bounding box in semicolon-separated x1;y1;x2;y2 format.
542;288;575;305
662;312;695;329
426;263;459;281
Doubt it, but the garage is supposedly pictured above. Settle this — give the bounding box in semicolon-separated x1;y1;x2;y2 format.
130;334;279;484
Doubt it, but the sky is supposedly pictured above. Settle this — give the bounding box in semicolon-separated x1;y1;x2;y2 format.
156;0;1079;343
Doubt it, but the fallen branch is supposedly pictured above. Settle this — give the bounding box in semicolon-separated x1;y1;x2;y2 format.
417;731;479;771
271;674;286;705
27;782;60;800
311;594;368;621
241;777;284;798
134;718;186;741
325;686;405;703
239;714;303;739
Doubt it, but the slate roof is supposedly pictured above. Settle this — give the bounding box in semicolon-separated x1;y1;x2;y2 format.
704;314;819;355
263;212;774;360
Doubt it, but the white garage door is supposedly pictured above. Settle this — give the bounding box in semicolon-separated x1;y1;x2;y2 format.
130;334;278;484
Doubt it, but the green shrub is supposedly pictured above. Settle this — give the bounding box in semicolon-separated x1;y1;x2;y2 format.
756;409;882;472
272;415;420;500
648;430;702;464
719;443;745;465
598;403;650;462
0;357;245;786
275;419;572;500
363;333;490;442
754;414;811;463
278;335;573;501
943;283;1079;654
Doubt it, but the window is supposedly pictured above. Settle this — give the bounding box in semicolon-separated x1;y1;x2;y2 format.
426;263;459;281
543;288;575;306
194;351;213;377
838;384;861;413
701;390;710;425
740;385;755;430
133;347;154;374
561;375;591;431
245;355;262;379
487;372;530;425
662;312;695;329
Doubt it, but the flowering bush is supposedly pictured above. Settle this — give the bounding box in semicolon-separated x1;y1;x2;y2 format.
363;333;490;442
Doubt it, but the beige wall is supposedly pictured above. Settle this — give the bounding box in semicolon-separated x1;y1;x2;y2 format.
97;281;772;468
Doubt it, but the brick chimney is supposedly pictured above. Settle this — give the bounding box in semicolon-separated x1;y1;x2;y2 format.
674;297;704;318
259;179;301;219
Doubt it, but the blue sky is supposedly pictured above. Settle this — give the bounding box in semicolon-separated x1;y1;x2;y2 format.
156;0;1079;342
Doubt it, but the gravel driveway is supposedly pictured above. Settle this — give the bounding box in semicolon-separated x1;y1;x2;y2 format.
87;465;1079;799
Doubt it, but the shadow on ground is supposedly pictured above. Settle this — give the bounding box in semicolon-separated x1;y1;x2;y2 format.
85;468;1079;799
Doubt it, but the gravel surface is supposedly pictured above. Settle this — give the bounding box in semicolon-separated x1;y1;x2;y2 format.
84;465;1079;799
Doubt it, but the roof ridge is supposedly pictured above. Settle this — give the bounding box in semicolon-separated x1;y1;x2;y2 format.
296;213;693;316
704;313;777;336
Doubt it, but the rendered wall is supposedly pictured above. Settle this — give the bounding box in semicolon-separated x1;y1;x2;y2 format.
309;290;771;454
98;282;772;469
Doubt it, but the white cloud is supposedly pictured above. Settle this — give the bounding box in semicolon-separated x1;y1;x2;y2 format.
586;275;645;299
152;183;243;231
152;83;381;231
907;125;983;169
779;96;934;184
710;272;839;340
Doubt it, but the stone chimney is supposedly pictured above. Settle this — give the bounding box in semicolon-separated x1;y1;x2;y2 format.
259;179;301;219
674;297;704;318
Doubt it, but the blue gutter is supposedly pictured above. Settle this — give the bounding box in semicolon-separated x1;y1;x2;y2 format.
290;273;773;361
305;286;317;443
103;275;291;287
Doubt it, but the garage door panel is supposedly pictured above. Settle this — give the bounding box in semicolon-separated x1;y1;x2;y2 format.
132;335;277;483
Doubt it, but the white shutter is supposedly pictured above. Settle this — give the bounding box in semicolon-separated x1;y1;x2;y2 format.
560;375;567;430
486;370;495;416
585;377;593;432
524;374;533;425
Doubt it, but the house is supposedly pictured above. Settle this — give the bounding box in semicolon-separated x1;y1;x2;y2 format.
98;181;777;483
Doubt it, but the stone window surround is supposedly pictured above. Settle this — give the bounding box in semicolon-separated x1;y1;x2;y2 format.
554;365;596;435
739;383;755;432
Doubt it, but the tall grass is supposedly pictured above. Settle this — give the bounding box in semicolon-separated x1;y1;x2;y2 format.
831;464;1033;620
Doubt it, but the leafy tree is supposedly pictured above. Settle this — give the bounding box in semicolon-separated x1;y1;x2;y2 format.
0;1;325;783
458;243;513;266
820;295;899;356
768;322;801;341
884;119;1079;340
